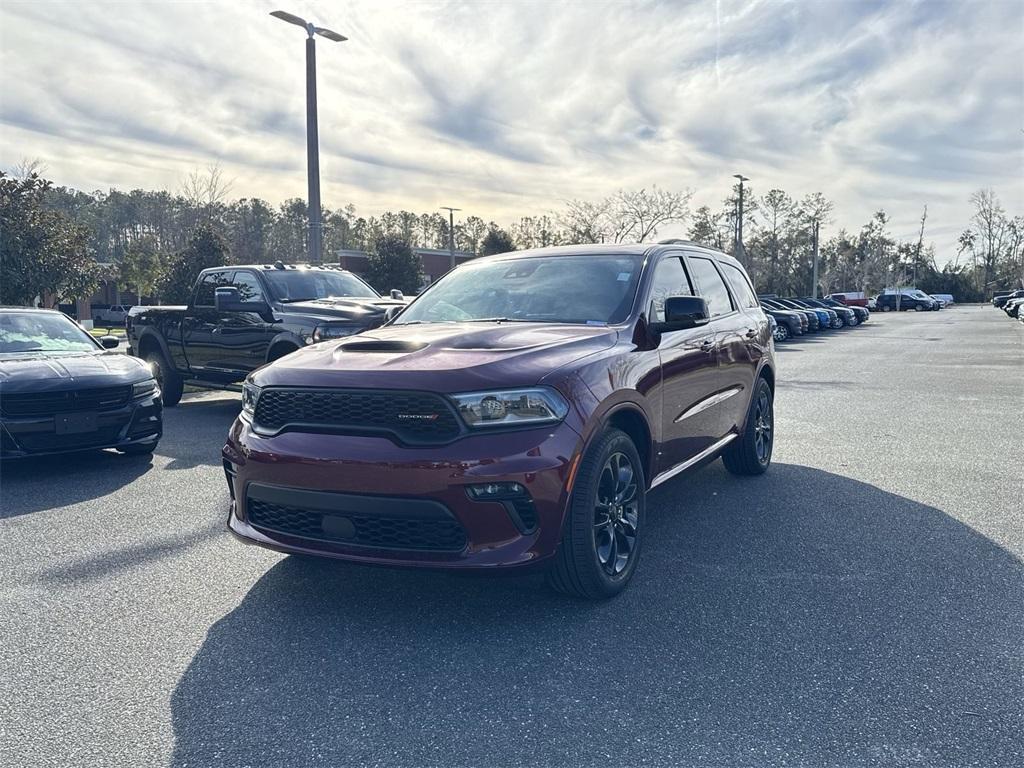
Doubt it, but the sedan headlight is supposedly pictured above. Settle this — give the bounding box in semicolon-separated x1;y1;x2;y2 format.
132;378;158;399
311;324;361;343
242;383;261;416
451;387;569;428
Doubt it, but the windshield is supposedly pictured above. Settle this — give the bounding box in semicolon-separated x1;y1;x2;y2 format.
394;254;643;325
0;312;97;354
263;269;379;302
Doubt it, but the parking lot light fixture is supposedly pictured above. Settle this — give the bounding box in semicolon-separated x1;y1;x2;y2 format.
270;10;347;265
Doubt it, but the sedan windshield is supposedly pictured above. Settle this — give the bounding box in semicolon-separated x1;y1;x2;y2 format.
394;254;643;325
263;269;379;302
0;312;97;354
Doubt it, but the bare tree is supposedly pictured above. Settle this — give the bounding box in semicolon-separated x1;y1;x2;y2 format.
181;163;233;222
558;199;611;244
608;187;692;243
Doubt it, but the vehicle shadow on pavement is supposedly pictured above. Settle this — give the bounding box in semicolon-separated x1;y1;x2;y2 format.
0;395;240;516
169;464;1023;768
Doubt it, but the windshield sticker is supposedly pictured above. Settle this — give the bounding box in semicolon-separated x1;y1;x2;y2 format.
586;320;608;326
617;272;631;281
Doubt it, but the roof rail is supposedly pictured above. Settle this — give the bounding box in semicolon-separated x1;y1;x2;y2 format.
656;238;700;246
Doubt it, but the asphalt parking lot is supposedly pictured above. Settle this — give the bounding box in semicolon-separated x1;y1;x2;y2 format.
2;306;1022;768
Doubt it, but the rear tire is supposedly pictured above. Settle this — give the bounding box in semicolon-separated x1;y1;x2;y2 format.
145;349;183;407
722;378;774;476
547;428;645;600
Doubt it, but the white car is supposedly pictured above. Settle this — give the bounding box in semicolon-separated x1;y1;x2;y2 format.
93;305;133;324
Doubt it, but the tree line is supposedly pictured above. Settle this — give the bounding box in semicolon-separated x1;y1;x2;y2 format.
1;163;1021;308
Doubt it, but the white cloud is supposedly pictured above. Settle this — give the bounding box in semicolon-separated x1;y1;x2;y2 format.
1;0;1021;260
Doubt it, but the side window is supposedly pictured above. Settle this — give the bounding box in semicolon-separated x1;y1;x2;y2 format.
687;257;735;318
194;271;231;307
231;271;265;303
646;255;693;323
720;263;759;309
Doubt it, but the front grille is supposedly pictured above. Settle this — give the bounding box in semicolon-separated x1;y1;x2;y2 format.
252;388;462;444
247;498;467;552
16;426;123;452
1;386;132;417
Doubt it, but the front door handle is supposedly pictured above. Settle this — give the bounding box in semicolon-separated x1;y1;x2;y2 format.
700;339;716;353
745;327;757;338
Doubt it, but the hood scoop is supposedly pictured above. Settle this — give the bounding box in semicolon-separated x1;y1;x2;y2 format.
338;339;428;353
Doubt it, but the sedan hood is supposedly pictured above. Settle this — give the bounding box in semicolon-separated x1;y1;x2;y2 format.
0;351;152;393
255;322;619;391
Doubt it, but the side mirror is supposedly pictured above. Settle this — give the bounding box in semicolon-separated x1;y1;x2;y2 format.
99;335;120;349
390;289;404;300
653;296;710;333
215;286;270;316
383;305;405;322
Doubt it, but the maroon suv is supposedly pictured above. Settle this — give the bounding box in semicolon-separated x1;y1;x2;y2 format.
223;242;776;598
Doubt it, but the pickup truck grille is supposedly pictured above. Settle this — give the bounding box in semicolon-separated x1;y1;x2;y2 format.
252;388;462;445
1;386;132;417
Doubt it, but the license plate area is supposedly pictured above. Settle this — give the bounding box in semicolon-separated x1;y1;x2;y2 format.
55;412;98;435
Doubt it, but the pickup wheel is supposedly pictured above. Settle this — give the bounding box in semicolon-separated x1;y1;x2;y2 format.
547;428;645;600
145;349;183;407
722;377;774;476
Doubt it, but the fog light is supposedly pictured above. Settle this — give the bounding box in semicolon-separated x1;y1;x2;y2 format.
467;482;526;500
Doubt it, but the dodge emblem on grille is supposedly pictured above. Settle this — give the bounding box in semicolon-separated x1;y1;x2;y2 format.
397;413;439;421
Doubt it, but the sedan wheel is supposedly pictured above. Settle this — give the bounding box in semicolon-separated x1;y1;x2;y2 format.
773;324;789;342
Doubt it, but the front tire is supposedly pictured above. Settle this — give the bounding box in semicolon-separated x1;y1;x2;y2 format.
722;378;774;476
773;323;790;342
145;349;183;407
547;428;645;600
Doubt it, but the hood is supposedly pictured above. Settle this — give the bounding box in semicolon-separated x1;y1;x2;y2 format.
254;322;619;391
0;351;152;393
280;296;406;324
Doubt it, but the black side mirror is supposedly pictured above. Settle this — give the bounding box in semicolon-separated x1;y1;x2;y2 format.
653;296;710;333
215;286;270;316
390;289;404;300
99;335;120;349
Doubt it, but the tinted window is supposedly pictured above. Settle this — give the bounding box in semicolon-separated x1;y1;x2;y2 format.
231;271;265;302
687;257;734;317
720;263;758;309
194;271;231;307
395;254;643;325
263;269;378;301
647;256;693;323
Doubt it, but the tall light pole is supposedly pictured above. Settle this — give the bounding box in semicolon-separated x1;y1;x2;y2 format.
440;206;461;271
810;217;820;298
733;174;749;263
270;10;347;265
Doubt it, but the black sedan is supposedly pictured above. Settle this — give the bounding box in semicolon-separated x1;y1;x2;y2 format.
0;308;162;458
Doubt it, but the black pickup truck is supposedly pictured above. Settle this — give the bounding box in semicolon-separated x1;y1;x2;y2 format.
127;263;406;405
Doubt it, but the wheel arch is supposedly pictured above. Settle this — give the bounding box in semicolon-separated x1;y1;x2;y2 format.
601;403;654;490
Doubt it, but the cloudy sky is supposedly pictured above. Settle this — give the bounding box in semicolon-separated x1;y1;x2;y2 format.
1;0;1021;260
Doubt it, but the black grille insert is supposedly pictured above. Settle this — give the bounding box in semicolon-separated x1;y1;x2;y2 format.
1;386;132;417
247;498;467;552
252;388;461;444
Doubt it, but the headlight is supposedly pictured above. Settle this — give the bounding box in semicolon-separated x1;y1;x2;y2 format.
311;324;361;343
132;378;158;398
242;383;261;416
451;387;569;428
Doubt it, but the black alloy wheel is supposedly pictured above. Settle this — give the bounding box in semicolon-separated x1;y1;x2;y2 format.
593;452;640;577
548;428;646;599
722;377;774;476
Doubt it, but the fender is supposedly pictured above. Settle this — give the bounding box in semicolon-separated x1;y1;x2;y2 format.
134;327;183;375
265;329;307;363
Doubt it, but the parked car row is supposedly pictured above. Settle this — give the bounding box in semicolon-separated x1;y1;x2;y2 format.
759;295;870;341
3;242;778;599
994;290;1024;321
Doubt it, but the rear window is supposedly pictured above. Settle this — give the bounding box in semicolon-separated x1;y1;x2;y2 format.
719;263;759;309
687;257;735;318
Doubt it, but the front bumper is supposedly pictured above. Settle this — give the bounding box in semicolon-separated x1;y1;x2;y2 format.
223;417;583;570
1;393;162;458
